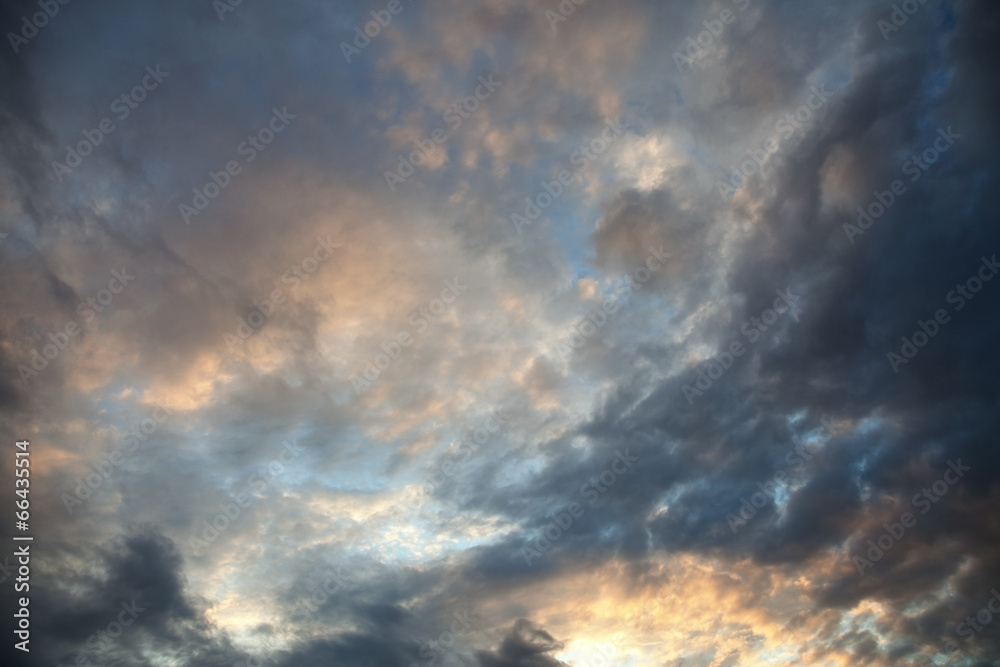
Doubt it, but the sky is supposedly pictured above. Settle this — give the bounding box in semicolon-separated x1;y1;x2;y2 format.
1;0;999;665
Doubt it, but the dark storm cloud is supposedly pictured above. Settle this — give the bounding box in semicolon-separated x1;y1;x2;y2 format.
476;619;568;667
8;527;473;667
428;2;1000;661
6;528;247;667
268;601;423;667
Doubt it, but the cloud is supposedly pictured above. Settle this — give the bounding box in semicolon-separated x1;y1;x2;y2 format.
476;619;568;667
2;0;999;665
